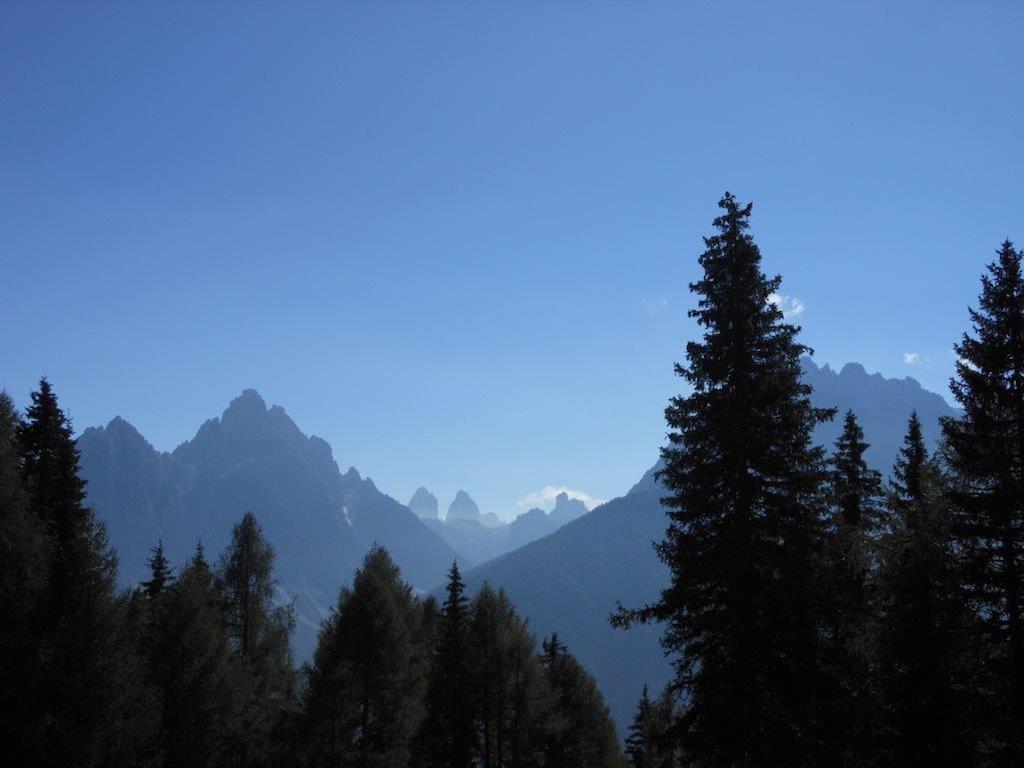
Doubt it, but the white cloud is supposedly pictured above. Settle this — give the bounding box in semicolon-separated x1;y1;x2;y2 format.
640;298;670;315
904;352;921;365
516;485;604;512
767;292;805;318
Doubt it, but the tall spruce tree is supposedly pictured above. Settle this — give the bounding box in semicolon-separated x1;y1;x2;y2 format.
818;409;884;767
421;562;476;768
540;634;621;768
613;193;833;766
943;240;1024;763
217;512;296;768
0;391;49;758
625;685;653;768
300;545;427;768
877;413;973;766
143;540;173;600
17;378;161;767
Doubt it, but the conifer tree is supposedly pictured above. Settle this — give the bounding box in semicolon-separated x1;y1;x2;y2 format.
541;634;621;768
151;543;239;768
818;409;883;766
17;378;161;767
500;607;552;768
301;545;427;767
943;240;1024;762
0;391;49;758
421;562;476;768
613;193;833;766
877;413;973;766
625;685;653;768
648;685;681;768
468;584;551;768
143;539;174;600
628;684;682;768
217;511;296;768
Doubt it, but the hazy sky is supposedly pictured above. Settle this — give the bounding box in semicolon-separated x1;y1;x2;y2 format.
3;3;1022;520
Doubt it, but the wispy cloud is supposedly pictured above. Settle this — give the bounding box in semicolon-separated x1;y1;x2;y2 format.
516;485;604;511
767;292;805;318
640;298;670;316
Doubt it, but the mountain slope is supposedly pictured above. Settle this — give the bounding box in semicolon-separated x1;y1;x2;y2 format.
460;359;958;732
79;389;461;658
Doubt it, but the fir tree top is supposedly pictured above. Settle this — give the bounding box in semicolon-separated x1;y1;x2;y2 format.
143;540;174;599
892;411;927;506
830;409;882;529
18;377;89;526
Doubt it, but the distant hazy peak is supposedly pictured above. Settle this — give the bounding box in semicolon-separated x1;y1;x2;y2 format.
223;387;268;418
800;355;942;399
79;415;157;457
447;490;480;522
479;512;505;528
103;415;144;439
549;492;589;524
409;487;440;520
515;507;548;522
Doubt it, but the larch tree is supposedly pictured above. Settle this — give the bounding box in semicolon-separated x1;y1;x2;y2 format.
541;634;621;768
152;544;240;768
217;511;295;768
300;545;427;768
468;584;551;768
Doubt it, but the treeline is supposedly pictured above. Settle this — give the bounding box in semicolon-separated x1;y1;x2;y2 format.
616;194;1024;768
0;381;621;767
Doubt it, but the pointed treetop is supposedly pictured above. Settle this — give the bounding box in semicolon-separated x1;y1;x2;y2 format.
142;539;174;599
892;411;928;505
18;376;89;524
830;409;882;529
444;560;465;609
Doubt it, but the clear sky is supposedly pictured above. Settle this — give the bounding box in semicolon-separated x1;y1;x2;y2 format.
2;3;1022;520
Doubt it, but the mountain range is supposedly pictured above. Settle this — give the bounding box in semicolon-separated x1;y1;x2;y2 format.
79;357;958;731
78;389;464;658
417;489;591;564
78;389;595;659
457;357;959;731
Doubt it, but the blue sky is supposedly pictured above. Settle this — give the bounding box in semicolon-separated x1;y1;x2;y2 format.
2;3;1022;520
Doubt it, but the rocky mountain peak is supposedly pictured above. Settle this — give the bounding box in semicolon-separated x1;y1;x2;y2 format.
447;490;480;522
549;492;589;525
409;487;439;520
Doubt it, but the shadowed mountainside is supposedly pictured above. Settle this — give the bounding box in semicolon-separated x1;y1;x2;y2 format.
459;358;958;732
79;389;463;658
